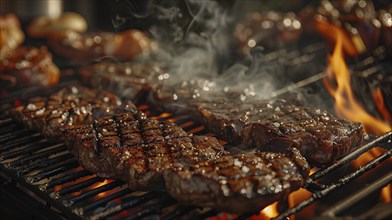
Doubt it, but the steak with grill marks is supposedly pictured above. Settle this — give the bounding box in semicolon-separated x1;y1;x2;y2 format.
196;98;363;167
80;62;165;101
10;85;136;142
152;81;363;167
164;147;310;214
64;112;226;190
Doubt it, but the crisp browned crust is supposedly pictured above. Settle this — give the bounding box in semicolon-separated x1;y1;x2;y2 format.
64;112;226;190
164;147;309;214
10;85;136;142
197;98;363;166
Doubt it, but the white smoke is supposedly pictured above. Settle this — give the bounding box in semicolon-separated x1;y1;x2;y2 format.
115;0;286;100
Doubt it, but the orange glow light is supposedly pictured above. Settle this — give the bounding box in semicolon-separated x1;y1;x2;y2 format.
372;88;392;125
323;30;391;134
260;202;279;219
92;179;111;198
381;186;392;203
322;22;391;203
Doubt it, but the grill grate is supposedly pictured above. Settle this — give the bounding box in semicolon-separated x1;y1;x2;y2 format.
1;44;391;219
1;95;390;219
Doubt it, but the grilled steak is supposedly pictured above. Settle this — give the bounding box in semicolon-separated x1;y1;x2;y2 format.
64;112;226;190
10;85;136;142
80;62;165;101
0;47;60;89
196;98;363;166
152;81;363;167
164;147;309;214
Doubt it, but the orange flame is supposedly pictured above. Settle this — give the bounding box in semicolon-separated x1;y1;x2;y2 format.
322;23;391;203
315;17;361;57
373;88;392;125
323;26;391;135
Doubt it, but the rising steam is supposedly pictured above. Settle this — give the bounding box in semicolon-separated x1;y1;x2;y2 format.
113;0;288;100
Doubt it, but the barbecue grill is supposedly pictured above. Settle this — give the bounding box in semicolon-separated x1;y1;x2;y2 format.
1;40;391;219
1;0;392;219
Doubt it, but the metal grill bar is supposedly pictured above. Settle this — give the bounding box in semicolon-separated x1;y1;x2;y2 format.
18;154;74;176
274;149;392;220
6;143;66;168
88;192;157;220
0;134;43;153
76;188;131;215
0;129;36;143
122;197;175;220
0;139;50;160
315;202;392;220
0;118;12;126
40;169;92;191
26;159;79;183
50;176;104;199
270;72;325;98
0;123;18;134
64;180;124;207
321;171;392;218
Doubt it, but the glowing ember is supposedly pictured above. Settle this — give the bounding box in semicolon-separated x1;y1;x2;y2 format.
137;104;149;111
92;179;111;198
380;186;391;203
150;112;172;120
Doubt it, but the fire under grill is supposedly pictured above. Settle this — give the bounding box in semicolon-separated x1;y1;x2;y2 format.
1;42;391;220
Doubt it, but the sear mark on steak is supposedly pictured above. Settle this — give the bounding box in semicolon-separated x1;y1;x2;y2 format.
10;85;136;142
64;112;226;190
164;147;309;214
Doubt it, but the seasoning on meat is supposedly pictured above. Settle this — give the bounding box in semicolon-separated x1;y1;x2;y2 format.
153;82;363;167
10;85;136;142
64;112;226;190
164;147;310;214
197;98;363;166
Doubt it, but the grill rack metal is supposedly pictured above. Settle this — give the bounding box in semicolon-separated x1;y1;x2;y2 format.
1;43;391;219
